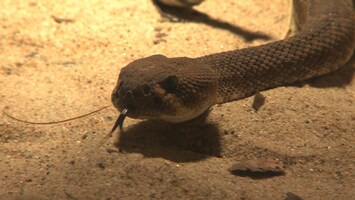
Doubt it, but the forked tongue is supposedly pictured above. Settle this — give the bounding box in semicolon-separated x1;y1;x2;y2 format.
99;108;128;145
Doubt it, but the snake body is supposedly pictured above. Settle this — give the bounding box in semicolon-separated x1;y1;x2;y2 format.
111;0;354;123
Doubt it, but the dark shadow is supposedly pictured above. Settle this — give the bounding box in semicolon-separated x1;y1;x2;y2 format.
152;0;272;42
115;112;222;162
307;54;355;88
229;170;285;180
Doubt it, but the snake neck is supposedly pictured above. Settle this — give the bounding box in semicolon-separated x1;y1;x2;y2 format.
196;1;354;104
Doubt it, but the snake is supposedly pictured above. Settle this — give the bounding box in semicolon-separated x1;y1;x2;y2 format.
110;0;354;131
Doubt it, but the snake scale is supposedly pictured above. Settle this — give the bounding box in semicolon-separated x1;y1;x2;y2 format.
111;0;354;128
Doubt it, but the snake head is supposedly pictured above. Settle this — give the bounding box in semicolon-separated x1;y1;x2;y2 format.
111;54;218;122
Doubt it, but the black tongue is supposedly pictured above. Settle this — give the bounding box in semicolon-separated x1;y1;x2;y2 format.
99;109;128;146
99;108;129;146
111;108;128;133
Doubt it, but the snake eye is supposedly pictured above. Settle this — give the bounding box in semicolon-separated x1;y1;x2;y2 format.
142;84;151;96
153;96;162;104
160;75;178;93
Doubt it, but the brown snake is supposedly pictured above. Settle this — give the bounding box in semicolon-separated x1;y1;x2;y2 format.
111;0;354;130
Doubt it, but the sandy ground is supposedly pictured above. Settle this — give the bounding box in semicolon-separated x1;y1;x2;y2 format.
0;0;354;199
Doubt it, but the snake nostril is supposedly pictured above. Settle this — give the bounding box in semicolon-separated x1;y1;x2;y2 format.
118;81;124;90
119;87;126;96
113;92;119;100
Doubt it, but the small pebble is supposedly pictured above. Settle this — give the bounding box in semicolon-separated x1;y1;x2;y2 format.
106;147;119;154
97;162;105;169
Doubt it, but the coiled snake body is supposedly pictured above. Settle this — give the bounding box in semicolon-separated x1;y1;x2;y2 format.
111;0;354;125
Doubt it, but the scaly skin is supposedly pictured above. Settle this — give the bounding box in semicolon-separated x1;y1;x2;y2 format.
111;0;354;123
